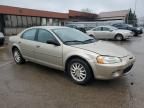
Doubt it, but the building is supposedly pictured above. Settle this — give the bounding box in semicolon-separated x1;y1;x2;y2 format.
67;10;137;28
66;10;131;28
0;5;99;35
68;10;97;22
0;5;135;35
0;5;68;35
98;10;130;22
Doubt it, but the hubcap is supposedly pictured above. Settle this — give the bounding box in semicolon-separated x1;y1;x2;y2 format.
70;63;86;82
14;50;21;63
116;36;122;40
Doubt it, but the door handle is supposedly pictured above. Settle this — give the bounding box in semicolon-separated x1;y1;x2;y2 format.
36;45;40;48
18;41;21;44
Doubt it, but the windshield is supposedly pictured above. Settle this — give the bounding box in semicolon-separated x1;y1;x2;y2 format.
52;28;96;45
108;26;118;30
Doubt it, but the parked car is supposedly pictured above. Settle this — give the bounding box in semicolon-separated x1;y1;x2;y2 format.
0;32;5;45
66;25;86;33
84;27;95;31
112;23;143;36
87;26;133;41
9;26;135;84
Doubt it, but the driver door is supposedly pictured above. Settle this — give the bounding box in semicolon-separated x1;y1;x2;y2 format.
92;27;103;39
34;29;63;69
101;27;113;39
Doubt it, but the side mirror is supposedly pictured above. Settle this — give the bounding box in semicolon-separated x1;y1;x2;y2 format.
46;40;60;46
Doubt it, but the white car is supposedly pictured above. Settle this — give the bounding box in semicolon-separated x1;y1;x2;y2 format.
0;32;5;45
87;26;133;41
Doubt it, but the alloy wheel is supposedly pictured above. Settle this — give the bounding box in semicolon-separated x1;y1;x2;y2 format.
70;63;87;82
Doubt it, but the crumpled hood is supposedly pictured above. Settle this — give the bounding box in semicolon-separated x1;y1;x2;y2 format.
71;41;131;57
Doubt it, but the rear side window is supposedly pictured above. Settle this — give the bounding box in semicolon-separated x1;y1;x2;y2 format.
22;29;36;41
37;29;55;43
93;27;101;31
102;27;110;31
114;24;122;27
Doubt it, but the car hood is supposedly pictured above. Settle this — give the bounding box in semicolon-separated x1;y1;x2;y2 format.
71;41;131;57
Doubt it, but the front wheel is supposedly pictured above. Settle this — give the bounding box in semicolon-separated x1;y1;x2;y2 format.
68;58;93;85
13;48;25;64
115;34;124;41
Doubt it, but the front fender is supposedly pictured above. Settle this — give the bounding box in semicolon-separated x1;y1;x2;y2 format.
63;49;97;69
11;43;21;53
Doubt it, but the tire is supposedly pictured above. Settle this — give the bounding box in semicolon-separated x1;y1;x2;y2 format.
0;39;4;45
67;58;93;85
115;34;124;41
12;48;25;64
89;35;96;39
134;32;138;36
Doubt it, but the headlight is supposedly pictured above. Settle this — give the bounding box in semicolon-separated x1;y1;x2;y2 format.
96;56;121;64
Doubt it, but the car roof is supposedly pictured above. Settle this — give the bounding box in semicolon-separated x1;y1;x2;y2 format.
27;26;68;30
95;25;113;28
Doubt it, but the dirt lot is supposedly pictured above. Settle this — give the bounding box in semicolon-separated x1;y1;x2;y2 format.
0;35;144;108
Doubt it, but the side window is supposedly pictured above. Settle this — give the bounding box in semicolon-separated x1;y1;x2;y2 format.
102;27;110;31
22;29;36;41
117;24;122;27
93;27;102;31
37;29;55;43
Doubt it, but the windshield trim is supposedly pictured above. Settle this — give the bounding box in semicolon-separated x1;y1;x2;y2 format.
51;28;96;45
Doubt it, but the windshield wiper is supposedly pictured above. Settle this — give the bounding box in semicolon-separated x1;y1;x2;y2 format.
83;38;96;43
64;40;85;44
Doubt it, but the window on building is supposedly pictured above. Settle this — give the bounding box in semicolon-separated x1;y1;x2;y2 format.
47;18;49;25
22;16;27;27
37;17;41;26
27;17;32;27
17;16;23;27
53;19;59;26
11;15;17;27
41;18;46;26
31;17;37;26
22;29;37;40
4;15;12;27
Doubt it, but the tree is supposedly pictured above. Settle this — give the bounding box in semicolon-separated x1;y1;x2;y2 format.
133;12;138;26
127;9;138;26
81;8;93;13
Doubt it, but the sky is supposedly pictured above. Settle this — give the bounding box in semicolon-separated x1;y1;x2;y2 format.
0;0;144;17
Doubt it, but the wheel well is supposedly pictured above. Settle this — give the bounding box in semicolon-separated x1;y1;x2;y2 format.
65;56;94;77
12;46;18;53
115;33;123;39
89;34;94;37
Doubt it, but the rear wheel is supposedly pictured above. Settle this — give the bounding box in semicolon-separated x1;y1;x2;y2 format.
89;34;95;39
134;32;138;36
0;39;4;45
12;48;25;64
115;34;123;41
67;58;93;85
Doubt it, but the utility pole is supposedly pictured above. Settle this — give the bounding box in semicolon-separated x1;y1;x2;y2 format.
134;0;137;12
134;0;137;26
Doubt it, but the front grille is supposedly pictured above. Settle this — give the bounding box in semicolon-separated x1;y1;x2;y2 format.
123;64;133;74
129;57;133;60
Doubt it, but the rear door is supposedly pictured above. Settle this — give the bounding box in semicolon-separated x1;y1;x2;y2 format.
19;28;38;59
92;27;103;39
101;27;114;39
